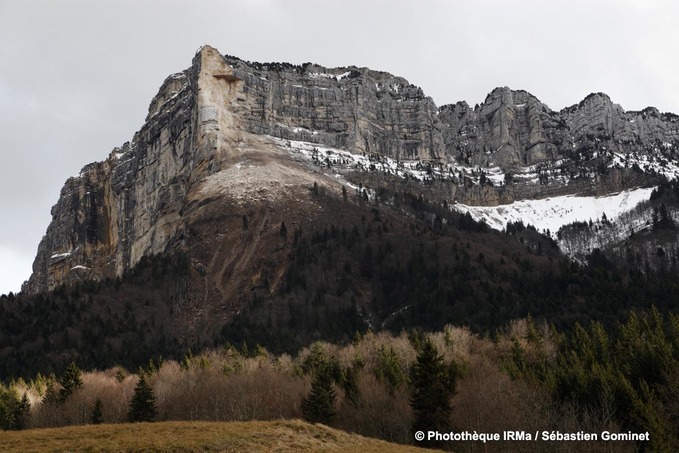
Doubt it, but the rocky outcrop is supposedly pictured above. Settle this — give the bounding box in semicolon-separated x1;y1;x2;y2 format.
23;46;679;293
439;88;565;169
26;47;205;293
437;87;679;205
440;88;679;170
220;57;444;161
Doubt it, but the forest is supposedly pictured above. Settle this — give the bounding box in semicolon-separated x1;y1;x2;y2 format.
1;180;679;451
3;184;679;377
1;313;678;451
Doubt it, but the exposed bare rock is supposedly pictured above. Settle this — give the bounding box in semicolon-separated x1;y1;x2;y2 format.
26;48;201;293
440;88;564;169
220;57;444;161
23;45;679;294
440;88;679;172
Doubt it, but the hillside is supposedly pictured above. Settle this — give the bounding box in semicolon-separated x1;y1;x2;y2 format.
2;318;674;451
0;45;678;386
6;182;679;379
23;45;678;298
0;420;436;452
2;46;679;442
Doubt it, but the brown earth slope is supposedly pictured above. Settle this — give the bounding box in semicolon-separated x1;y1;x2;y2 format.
0;420;437;453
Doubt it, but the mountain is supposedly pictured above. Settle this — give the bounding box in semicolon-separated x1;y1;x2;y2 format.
24;46;679;295
6;45;679;376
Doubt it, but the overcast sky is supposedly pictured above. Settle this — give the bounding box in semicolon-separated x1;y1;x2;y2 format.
1;0;678;295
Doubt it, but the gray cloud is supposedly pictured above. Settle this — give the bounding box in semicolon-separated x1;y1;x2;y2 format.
1;0;678;293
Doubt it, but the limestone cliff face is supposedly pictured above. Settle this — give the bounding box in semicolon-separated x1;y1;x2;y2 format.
438;87;678;205
439;87;679;171
25;46;226;293
24;46;679;293
439;88;566;168
25;46;447;294
220;57;444;161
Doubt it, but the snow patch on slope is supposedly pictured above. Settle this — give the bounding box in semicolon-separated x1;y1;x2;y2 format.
453;188;656;236
271;137;443;183
610;151;679;181
272;136;662;259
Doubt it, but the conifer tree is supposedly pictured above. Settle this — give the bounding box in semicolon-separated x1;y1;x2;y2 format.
11;393;31;430
301;364;336;425
90;398;103;424
59;362;83;403
0;387;17;430
128;375;157;422
375;345;406;393
409;337;456;442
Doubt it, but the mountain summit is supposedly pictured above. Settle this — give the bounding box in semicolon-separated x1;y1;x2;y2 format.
24;45;679;297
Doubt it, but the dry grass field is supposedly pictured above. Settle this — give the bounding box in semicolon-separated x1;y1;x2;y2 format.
0;419;435;452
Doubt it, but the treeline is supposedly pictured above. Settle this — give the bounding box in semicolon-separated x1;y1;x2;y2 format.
222;186;562;352
0;253;191;378
4;315;676;451
509;309;679;452
224;185;679;353
557;178;679;271
3;181;679;381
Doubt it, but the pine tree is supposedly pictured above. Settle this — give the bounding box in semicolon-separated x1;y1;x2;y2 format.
0;387;18;430
3;392;31;430
410;337;456;443
59;362;83;403
375;345;406;393
301;364;336;425
128;375;156;422
14;392;31;429
90;398;103;424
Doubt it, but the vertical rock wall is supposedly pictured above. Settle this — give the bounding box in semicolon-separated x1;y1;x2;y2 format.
22;46;679;293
